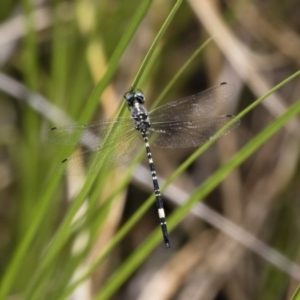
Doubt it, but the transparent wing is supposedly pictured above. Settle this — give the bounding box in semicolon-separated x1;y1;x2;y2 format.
149;83;236;122
59;129;144;175
149;115;240;148
48;118;144;175
147;83;239;148
47;118;134;147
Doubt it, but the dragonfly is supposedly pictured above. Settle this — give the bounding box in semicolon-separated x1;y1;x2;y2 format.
47;82;240;248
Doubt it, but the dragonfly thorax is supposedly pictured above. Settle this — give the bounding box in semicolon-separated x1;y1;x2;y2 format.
131;104;150;131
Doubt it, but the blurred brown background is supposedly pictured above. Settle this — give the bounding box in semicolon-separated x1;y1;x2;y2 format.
1;0;300;299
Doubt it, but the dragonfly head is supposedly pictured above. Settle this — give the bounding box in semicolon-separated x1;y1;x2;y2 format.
124;89;145;107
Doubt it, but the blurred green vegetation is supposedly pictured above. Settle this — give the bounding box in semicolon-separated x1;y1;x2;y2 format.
1;0;300;300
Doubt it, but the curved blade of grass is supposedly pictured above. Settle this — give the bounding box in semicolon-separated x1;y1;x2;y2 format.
138;44;162;88
130;0;183;91
78;0;152;122
117;0;183;117
166;69;300;184
291;285;300;300
0;175;62;299
25;146;158;299
28;165;140;300
151;36;213;109
24;173;99;300
56;69;300;299
93;95;300;300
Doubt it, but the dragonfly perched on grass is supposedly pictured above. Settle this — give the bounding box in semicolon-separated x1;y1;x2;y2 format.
48;82;240;248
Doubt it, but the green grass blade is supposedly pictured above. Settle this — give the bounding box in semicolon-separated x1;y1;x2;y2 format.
130;0;183;91
79;0;152;123
24;173;98;299
291;285;300;300
0;176;61;299
151;36;213;109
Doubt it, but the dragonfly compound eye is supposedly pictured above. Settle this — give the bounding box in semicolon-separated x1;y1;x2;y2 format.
124;90;145;106
134;89;145;104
